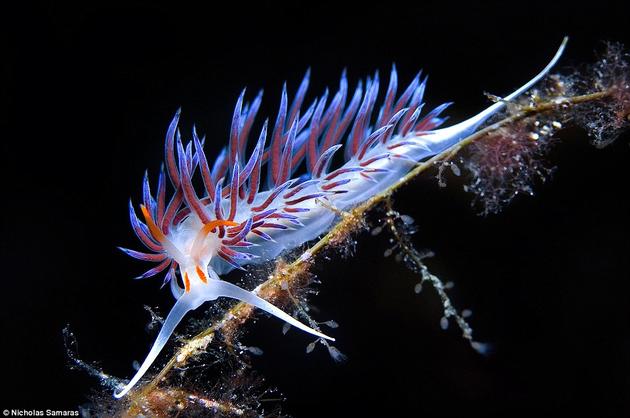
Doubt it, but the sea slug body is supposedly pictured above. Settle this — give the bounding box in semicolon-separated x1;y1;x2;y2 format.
113;39;567;398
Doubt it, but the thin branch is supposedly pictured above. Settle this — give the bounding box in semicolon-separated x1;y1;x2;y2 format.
382;197;485;353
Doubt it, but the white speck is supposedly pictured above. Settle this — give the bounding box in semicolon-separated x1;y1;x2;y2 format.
299;251;312;262
462;309;473;318
327;345;347;362
471;341;490;355
371;226;383;236
440;316;449;330
247;346;264;356
414;283;423;294
306;341;316;353
400;214;415;225
444;281;454;289
450;163;461;176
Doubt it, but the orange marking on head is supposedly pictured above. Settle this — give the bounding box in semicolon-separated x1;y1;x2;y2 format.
200;219;239;237
195;265;208;283
140;204;167;243
191;220;239;262
184;271;191;292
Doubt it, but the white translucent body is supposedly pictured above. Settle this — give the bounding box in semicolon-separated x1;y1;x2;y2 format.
114;39;566;398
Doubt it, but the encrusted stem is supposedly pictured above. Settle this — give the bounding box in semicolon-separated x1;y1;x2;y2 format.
382;197;482;351
126;89;611;409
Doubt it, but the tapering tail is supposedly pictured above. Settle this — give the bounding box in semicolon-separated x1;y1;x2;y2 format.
421;37;568;152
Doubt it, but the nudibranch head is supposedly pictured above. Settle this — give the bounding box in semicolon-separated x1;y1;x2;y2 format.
137;203;239;292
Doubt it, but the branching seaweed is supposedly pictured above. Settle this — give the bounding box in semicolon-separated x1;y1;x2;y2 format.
380;198;489;354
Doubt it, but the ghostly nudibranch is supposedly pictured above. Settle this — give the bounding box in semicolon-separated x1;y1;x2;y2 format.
113;39;567;398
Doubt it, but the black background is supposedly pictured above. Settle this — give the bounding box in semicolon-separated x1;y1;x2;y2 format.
3;1;630;417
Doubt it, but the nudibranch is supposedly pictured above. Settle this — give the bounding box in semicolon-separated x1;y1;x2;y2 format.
113;39;567;398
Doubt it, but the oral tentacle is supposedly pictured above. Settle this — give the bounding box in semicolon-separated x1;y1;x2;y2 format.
113;290;199;399
204;279;335;341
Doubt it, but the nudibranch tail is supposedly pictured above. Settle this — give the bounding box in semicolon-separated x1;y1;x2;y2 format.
422;37;568;152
